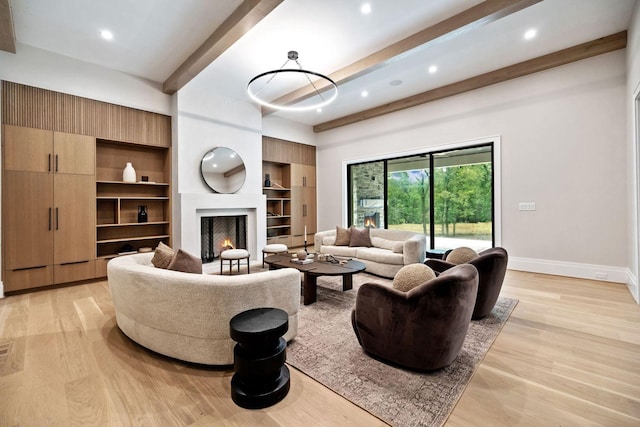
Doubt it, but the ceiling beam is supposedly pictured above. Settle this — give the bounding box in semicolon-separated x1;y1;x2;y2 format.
313;31;627;133
163;0;283;95
264;0;541;113
0;0;16;54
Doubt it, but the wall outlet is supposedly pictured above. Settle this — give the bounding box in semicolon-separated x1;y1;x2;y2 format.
595;272;608;280
519;202;536;211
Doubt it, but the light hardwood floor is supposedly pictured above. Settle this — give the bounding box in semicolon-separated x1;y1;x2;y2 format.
0;270;638;426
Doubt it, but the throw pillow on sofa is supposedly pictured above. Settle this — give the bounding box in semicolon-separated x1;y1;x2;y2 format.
349;226;372;247
392;264;436;292
167;249;203;274
152;241;175;269
446;247;479;264
335;226;351;246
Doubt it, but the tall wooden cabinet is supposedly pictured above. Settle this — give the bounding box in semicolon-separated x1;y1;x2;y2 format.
262;137;316;248
290;164;317;247
1;81;172;293
2;125;96;291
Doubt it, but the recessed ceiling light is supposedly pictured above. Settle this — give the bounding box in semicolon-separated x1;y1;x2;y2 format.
361;3;372;14
361;90;369;98
100;30;114;40
524;29;537;40
428;65;438;74
390;80;402;86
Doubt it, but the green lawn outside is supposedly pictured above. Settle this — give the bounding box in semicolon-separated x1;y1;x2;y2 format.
389;222;492;239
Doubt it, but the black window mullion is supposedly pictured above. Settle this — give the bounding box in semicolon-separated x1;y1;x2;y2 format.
429;153;435;250
383;160;388;229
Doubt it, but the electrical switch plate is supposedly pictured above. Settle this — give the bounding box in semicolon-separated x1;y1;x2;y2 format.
519;202;536;211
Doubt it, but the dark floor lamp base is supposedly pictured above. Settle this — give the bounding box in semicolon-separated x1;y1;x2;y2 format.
229;307;290;409
231;365;290;409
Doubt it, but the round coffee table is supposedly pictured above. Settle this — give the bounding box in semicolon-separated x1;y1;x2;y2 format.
264;254;365;305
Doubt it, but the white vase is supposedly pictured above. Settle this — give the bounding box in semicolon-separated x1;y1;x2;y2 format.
123;162;136;183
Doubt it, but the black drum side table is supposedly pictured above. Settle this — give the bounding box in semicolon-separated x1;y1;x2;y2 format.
229;307;290;409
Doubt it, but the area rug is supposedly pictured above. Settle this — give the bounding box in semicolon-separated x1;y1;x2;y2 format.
286;273;517;427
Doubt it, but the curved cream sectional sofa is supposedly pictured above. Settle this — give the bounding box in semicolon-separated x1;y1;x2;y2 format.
107;252;300;365
314;228;427;278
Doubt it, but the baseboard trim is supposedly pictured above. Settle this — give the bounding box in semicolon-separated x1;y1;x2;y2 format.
627;270;639;304
508;256;629;284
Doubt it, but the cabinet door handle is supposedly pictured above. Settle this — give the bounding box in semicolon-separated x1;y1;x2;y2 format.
55;207;59;230
303;176;306;187
48;154;51;172
48;207;52;230
55;154;59;172
60;260;89;266
303;204;307;217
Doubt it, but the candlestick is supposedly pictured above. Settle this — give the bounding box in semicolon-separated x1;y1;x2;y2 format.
304;225;307;241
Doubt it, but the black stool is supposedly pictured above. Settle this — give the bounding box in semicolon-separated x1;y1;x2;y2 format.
229;307;290;409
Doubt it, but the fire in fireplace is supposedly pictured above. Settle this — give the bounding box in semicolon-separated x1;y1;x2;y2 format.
201;215;247;262
364;212;379;228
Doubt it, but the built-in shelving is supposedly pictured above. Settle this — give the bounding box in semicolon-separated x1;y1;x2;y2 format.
95;140;171;260
264;183;292;241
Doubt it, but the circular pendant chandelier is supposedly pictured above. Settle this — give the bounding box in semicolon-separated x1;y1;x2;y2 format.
247;51;338;112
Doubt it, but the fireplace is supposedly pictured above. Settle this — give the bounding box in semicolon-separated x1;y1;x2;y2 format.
201;215;247;262
364;212;379;228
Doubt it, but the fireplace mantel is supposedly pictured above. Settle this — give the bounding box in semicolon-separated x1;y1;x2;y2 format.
178;193;266;262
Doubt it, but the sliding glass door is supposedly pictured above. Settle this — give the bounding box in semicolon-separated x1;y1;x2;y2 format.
432;145;493;250
347;143;494;251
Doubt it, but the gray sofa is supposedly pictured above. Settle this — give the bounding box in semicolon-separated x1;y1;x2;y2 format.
314;228;426;278
108;252;300;365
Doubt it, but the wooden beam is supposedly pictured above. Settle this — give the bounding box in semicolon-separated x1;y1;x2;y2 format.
224;164;246;178
0;0;16;54
313;31;627;133
264;0;541;113
163;0;283;95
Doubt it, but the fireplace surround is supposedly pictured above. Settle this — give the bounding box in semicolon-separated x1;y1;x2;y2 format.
178;193;266;264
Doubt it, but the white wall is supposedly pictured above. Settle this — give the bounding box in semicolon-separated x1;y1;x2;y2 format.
0;43;172;115
315;50;628;284
627;0;640;302
173;76;266;259
263;115;317;146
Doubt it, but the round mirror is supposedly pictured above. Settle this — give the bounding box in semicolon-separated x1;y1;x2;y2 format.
200;147;246;193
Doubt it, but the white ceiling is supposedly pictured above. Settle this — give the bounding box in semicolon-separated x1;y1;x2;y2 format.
7;0;637;127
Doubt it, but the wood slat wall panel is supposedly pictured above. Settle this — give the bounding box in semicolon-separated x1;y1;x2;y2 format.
1;81;171;147
263;136;315;166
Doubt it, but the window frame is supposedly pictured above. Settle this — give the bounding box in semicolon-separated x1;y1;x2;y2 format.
343;136;502;249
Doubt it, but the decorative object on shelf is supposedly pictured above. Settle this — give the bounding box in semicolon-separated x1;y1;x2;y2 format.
138;247;152;253
138;205;148;223
117;243;136;256
265;174;271;187
123;162;136;183
200;147;246;193
247;51;338;112
141;175;149;182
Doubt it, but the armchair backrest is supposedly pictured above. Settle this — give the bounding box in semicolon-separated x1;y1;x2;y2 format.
470;247;508;319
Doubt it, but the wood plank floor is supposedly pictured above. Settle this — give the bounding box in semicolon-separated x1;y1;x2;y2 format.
0;270;638;426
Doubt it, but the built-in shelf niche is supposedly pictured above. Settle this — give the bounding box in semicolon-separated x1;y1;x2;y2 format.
95;140;171;259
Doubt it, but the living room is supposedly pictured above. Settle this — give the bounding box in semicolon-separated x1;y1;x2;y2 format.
1;0;639;425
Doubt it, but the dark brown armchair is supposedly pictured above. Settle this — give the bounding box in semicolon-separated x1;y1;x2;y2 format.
351;264;478;371
425;247;508;320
